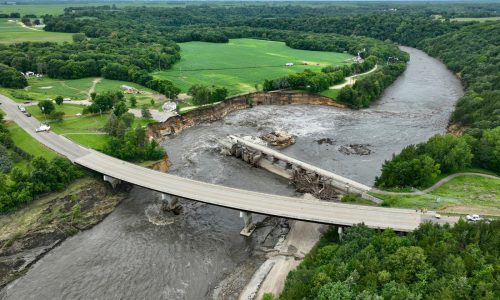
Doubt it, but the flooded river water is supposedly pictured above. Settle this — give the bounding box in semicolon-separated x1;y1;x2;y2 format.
1;47;463;299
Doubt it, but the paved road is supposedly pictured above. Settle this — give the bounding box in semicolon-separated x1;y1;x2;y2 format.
0;93;441;232
0;93;90;160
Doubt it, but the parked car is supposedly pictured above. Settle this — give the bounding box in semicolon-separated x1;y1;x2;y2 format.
466;214;482;222
25;112;31;117
35;124;50;132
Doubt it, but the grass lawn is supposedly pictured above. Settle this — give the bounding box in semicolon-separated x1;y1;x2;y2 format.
320;89;340;100
5;120;58;162
373;175;500;216
451;17;500;22
0;19;72;44
27;103;85;117
154;38;352;95
25;77;94;100
1;77;159;107
47;113;155;150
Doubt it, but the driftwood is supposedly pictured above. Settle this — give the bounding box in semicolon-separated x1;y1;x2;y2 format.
291;169;339;201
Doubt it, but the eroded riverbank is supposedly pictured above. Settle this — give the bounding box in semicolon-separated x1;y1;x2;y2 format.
0;47;463;300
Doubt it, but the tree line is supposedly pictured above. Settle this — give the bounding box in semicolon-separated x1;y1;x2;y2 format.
0;114;83;213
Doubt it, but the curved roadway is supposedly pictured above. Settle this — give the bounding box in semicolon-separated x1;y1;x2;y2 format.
0;93;443;232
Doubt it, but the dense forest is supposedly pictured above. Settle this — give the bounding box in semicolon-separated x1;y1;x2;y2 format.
278;221;499;300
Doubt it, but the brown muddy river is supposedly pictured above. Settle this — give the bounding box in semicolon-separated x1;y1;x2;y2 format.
1;47;463;300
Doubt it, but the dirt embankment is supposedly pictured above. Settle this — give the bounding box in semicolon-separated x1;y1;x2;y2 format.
147;91;345;139
0;178;131;289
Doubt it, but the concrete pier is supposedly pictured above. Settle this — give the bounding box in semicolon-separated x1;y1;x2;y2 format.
240;211;256;236
103;175;121;189
160;193;180;211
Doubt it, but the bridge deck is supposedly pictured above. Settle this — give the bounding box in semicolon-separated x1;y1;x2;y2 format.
75;150;421;232
2;93;424;232
229;135;372;193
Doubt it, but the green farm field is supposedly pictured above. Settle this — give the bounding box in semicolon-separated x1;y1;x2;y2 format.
154;38;352;95
0;19;72;44
0;2;184;16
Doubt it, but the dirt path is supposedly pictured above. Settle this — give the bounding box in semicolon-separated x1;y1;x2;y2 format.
17;21;42;31
87;77;102;100
329;64;378;90
373;172;499;196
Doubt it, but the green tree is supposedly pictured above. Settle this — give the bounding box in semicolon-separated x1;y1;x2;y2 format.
141;105;152;119
38;100;55;115
113;101;128;117
422;134;473;173
211;87;228;102
317;281;354;300
474;127;500;172
188;84;211;105
48;110;64;122
72;33;86;43
55;96;64;105
129;95;137;108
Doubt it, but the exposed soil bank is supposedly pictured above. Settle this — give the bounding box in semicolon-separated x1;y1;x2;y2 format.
148;91;344;138
0;178;130;290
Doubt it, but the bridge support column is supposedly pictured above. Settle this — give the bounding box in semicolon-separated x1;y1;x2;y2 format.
338;226;344;242
239;211;256;236
160;193;180;212
161;193;179;210
103;175;121;189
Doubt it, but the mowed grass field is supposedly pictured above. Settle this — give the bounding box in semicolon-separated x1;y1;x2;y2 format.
0;3;184;16
0;19;72;44
451;17;500;22
2;77;159;108
154;39;352;95
373;175;500;216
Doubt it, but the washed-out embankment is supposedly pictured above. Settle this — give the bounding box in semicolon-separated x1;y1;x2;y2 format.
147;91;344;139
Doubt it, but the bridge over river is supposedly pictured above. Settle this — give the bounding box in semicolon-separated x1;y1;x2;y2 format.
1;93;449;234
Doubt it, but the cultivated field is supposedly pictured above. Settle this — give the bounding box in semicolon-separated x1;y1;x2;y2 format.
154;38;352;95
0;19;72;44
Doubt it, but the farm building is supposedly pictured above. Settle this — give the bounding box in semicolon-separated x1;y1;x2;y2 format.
121;85;139;94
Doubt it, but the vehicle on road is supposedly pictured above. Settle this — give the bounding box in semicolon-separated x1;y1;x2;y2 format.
35;124;51;132
466;214;482;221
24;112;31;117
